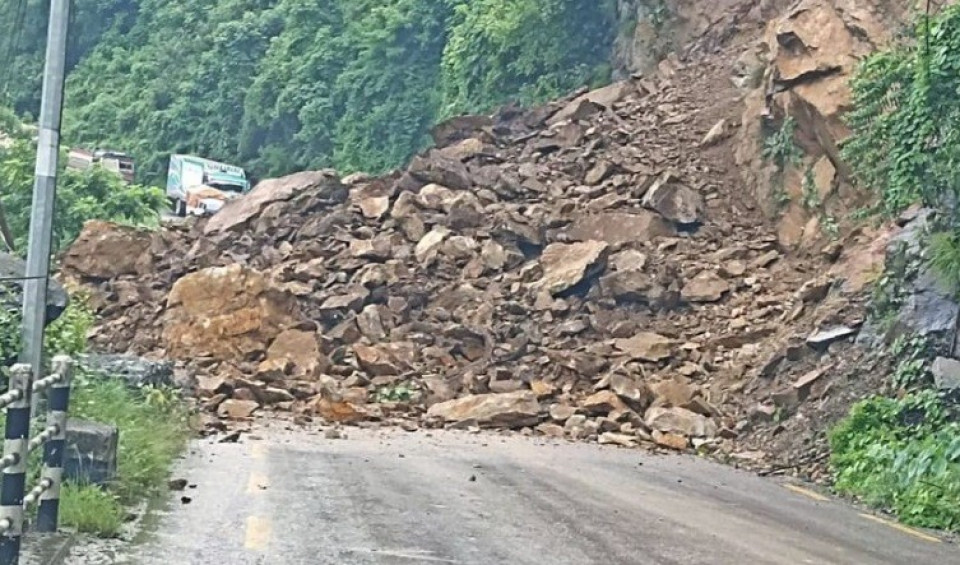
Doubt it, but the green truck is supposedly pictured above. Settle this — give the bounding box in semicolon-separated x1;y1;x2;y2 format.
165;154;251;216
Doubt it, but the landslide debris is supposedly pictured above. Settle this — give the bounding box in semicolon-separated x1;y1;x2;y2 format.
62;42;879;472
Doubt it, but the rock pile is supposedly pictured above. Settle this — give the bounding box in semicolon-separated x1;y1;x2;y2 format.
62;46;875;458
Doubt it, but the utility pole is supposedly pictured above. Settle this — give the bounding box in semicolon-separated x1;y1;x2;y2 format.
20;0;69;373
0;1;70;563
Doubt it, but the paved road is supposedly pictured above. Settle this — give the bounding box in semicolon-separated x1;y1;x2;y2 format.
93;425;956;565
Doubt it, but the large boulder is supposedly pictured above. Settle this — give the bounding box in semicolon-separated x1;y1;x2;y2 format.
262;329;329;380
642;172;704;225
427;391;541;428
204;170;346;235
60;220;154;279
407;153;474;191
77;353;175;388
614;332;675;362
645;406;717;438
548;81;636;124
353;343;416;378
858;210;960;346
735;0;908;227
0;251;68;326
537;241;609;296
563;212;674;245
65;418;118;486
430;115;494;147
681;271;730;303
932;357;960;392
763;0;899;163
162;264;301;361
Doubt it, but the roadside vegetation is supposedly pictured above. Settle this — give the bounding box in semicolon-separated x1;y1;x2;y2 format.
843;5;960;229
62;371;189;536
0;297;190;537
0;0;617;183
833;5;960;531
0;106;164;252
829;336;960;531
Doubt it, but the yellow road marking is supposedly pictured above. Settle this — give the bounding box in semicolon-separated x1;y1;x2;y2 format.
347;549;460;563
783;484;830;502
246;471;270;494
244;516;272;550
859;513;941;543
250;442;267;460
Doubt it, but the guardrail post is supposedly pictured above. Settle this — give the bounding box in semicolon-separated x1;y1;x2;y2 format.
35;357;70;533
0;365;31;565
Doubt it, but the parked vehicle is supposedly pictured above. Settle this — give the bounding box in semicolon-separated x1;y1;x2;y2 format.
66;148;136;184
165;154;250;217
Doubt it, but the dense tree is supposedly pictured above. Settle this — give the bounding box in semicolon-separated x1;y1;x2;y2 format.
0;110;164;252
331;0;454;174
0;0;141;115
1;0;618;183
439;0;616;117
63;0;280;181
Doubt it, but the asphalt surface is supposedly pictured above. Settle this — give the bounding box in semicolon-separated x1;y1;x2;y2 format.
83;425;957;565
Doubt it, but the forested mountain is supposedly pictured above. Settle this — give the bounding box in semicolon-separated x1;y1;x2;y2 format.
0;0;617;183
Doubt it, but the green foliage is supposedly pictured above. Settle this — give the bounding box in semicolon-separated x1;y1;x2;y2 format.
762;116;803;173
820;215;840;240
63;0;281;182
45;295;96;356
869;241;918;327
889;334;933;390
762;116;802;210
59;483;125;537
0;0;141;115
438;0;616;117
648;0;671;30
843;6;960;216
69;375;190;509
929;228;960;292
374;383;415;403
830;393;960;531
332;1;453;174
799;165;840;239
4;1;618;182
830;335;960;532
48;376;190;536
0;287;20;365
801;167;821;211
0;293;94;366
0;306;189;536
0;113;165;252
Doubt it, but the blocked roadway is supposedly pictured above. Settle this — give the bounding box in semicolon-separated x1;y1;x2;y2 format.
100;424;960;565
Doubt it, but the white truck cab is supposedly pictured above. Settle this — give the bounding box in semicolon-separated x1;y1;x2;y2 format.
166;154;250;217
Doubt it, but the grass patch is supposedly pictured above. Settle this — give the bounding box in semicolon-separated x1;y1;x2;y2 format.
830;393;960;531
829;337;960;531
59;376;190;535
2;297;191;536
59;483;125;537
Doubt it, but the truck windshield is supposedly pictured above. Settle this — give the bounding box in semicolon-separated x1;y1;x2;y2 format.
205;170;247;193
208;181;246;194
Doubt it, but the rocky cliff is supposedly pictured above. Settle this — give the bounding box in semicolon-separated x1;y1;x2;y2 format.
614;0;919;249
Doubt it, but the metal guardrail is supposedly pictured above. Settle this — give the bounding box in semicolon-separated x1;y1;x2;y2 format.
0;357;72;565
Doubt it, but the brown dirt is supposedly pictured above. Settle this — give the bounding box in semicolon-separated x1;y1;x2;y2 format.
60;1;899;478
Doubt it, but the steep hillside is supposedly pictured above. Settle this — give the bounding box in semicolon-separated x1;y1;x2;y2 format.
17;0;960;531
1;0;618;183
61;33;887;479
